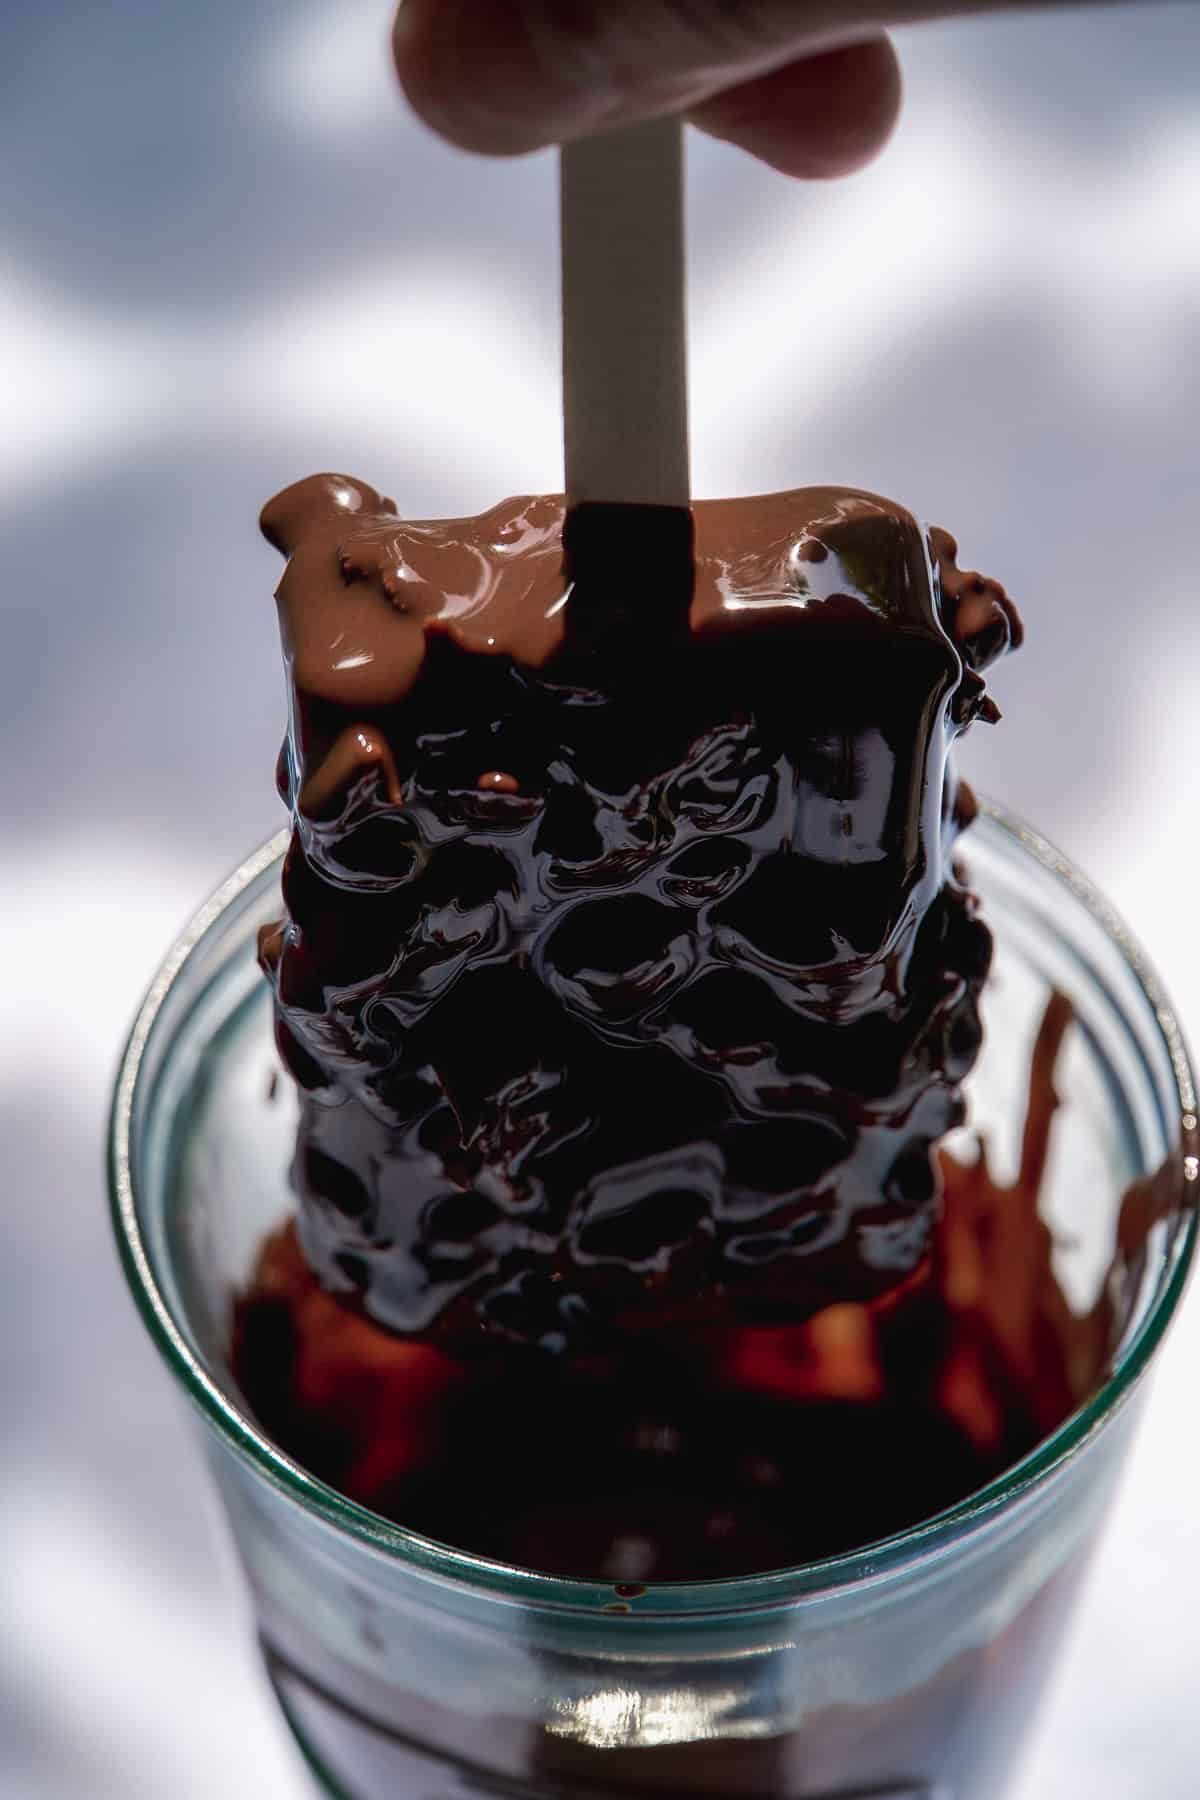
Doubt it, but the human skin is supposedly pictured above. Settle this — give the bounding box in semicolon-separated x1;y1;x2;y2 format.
392;0;1096;179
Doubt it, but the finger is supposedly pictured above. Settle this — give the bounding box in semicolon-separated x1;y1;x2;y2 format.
391;0;1040;159
392;0;873;157
688;37;902;180
393;0;630;157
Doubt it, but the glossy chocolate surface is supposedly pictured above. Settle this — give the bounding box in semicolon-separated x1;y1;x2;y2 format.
256;475;1019;1350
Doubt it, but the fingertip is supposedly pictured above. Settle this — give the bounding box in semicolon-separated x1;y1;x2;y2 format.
392;0;477;151
689;36;903;181
392;0;525;154
393;0;612;156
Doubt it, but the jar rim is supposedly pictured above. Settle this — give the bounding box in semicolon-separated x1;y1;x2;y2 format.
108;803;1200;1617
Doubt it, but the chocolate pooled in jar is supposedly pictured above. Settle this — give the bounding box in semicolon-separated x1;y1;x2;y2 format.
234;991;1128;1576
256;474;1020;1353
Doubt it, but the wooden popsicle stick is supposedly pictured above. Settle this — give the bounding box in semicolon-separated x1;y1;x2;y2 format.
560;117;691;510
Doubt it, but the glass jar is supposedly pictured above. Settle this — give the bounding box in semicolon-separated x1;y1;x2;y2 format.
109;806;1198;1800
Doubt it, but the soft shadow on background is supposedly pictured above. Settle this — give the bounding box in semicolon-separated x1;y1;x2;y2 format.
3;3;1200;1795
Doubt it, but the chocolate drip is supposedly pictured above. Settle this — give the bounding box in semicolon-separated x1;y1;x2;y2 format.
258;475;1019;1348
298;725;403;818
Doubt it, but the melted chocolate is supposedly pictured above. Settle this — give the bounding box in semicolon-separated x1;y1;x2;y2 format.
261;474;1017;706
233;994;1137;1579
257;475;1020;1349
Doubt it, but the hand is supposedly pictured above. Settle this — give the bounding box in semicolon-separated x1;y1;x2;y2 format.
393;1;1064;179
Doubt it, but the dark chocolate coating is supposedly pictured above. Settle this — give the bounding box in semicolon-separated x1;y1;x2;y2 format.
259;478;1019;1350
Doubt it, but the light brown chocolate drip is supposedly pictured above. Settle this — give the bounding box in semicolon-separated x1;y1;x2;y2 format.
935;993;1186;1450
257;919;285;977
263;475;1020;712
930;525;1024;664
690;488;958;652
297;723;403;819
935;992;1094;1445
264;475;566;708
736;991;1181;1459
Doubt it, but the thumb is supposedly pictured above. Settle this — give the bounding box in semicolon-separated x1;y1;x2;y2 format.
392;0;906;171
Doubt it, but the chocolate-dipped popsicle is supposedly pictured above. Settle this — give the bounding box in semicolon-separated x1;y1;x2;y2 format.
257;475;1019;1352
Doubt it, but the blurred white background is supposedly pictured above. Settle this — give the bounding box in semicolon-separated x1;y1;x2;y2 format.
3;2;1200;1795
